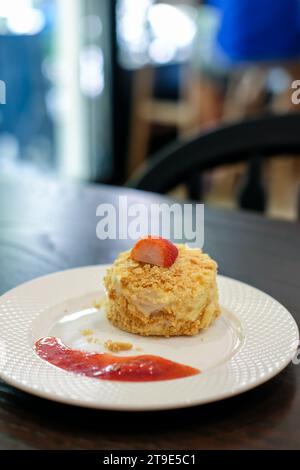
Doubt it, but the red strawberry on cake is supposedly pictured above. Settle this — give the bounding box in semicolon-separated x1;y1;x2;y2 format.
130;236;178;268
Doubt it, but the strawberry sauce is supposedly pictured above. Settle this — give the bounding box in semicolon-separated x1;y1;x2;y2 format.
35;337;199;382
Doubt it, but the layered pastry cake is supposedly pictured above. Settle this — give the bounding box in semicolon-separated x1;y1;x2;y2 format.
104;236;220;337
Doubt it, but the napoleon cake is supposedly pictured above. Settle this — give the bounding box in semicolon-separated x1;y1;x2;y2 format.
104;236;220;337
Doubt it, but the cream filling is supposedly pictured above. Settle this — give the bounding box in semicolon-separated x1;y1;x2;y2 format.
110;274;168;316
131;300;167;316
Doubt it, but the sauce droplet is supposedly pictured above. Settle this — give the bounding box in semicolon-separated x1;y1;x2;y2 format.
35;337;199;382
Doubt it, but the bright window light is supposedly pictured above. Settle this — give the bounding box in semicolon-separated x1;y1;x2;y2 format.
80;46;105;98
0;0;45;35
117;0;153;68
7;9;45;35
117;0;197;68
148;38;176;64
148;3;196;48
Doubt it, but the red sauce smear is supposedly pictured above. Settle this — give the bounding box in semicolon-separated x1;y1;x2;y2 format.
35;337;199;382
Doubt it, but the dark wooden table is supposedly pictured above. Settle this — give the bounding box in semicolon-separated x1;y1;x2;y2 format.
0;173;300;450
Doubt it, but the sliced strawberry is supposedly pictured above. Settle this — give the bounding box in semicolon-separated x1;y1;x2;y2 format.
130;236;178;268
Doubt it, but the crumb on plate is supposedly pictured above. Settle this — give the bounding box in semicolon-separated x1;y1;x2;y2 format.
81;328;94;337
87;336;102;345
104;340;133;353
93;298;104;309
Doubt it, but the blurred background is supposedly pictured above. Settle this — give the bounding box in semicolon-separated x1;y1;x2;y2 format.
1;0;300;220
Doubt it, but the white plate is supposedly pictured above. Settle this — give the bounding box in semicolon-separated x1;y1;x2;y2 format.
0;265;298;411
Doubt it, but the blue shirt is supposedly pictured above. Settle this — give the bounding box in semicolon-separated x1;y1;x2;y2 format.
216;0;300;62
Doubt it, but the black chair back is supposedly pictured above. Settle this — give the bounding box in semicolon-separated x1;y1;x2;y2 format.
128;114;300;198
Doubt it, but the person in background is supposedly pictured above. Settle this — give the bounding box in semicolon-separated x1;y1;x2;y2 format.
193;0;300;125
190;0;300;215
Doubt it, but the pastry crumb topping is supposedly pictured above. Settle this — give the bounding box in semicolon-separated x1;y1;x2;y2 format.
105;245;217;299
